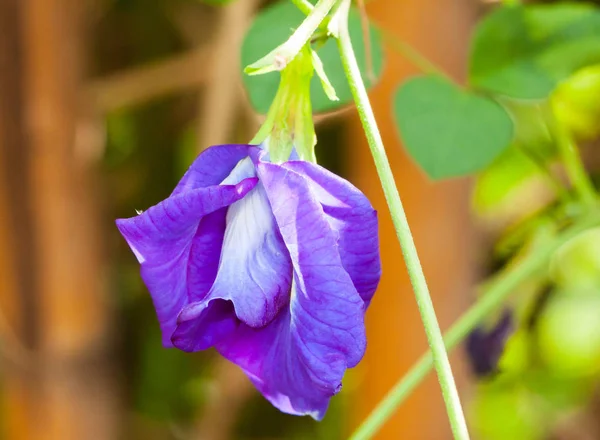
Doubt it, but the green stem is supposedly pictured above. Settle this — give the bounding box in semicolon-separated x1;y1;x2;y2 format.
246;0;337;74
379;28;449;79
291;0;315;16
298;0;449;80
551;106;597;208
349;211;600;440
334;1;469;439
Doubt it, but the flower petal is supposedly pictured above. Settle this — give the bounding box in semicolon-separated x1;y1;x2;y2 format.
171;144;256;196
116;177;258;346
212;161;367;419
172;181;293;350
172;299;239;352
204;182;292;327
282;161;381;305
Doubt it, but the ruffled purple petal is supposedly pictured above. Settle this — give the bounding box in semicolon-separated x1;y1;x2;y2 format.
171;144;255;196
282;161;381;306
172;181;293;349
212;159;366;419
172;299;239;352
116;177;258;346
202;182;292;326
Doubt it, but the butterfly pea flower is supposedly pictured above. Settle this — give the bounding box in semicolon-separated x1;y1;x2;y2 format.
466;309;513;377
116;144;381;419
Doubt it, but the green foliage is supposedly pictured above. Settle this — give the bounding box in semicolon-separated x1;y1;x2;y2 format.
472;101;556;220
537;294;600;378
550;227;600;290
469;3;600;99
471;383;545;440
393;75;513;179
553;64;600;139
135;323;196;420
472;147;543;217
241;1;383;114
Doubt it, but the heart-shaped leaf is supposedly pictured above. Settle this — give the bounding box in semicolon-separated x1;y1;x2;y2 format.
241;1;383;114
470;3;600;99
393;75;514;180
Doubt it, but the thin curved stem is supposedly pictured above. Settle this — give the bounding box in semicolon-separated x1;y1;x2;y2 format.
334;1;469;439
551;107;597;209
349;211;600;440
378;27;450;79
291;0;314;15
296;0;448;81
246;0;337;74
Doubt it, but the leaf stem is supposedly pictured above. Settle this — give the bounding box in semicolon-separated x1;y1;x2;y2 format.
291;0;314;16
246;0;337;74
378;27;450;79
349;211;600;440
334;1;469;439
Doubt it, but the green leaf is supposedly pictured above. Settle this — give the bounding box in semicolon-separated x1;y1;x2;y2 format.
472;100;557;220
470;3;600;99
472;146;546;217
393;75;513;180
240;1;383;114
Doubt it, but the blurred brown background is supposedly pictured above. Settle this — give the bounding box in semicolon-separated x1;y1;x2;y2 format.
0;0;480;438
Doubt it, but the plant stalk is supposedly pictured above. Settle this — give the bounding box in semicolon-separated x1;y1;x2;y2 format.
334;1;469;439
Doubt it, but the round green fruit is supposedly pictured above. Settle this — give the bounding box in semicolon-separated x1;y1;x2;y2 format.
537;295;600;378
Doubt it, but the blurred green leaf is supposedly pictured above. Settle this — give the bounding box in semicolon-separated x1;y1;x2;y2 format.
552;64;600;139
472;147;538;215
537;294;600;378
550;227;600;290
499;100;554;156
498;331;531;377
472;100;560;222
393;75;513;179
469;3;600;99
471;382;545;440
523;369;594;413
134;320;195;421
240;1;383;114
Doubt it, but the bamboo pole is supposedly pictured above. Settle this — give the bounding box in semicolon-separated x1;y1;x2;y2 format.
0;0;121;438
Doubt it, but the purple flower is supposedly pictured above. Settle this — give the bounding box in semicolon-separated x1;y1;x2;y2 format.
466;309;514;377
116;144;381;419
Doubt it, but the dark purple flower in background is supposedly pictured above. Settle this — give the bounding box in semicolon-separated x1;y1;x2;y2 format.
466;309;514;377
116;144;381;419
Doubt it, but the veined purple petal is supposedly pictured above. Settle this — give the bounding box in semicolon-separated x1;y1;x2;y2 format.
116;177;258;346
172;299;239;352
171;157;292;349
213;160;366;419
203;182;292;327
282;161;381;306
172;181;293;349
171;144;255;196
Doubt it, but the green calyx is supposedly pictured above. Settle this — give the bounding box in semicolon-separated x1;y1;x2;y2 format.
251;45;319;163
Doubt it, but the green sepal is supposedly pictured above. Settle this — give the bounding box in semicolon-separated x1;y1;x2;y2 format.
312;49;339;101
253;44;317;164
